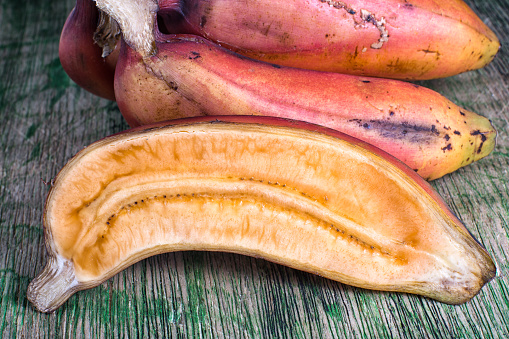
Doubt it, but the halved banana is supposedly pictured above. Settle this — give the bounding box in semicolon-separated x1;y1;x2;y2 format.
27;116;495;312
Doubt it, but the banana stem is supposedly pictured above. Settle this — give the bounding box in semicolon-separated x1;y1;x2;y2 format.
94;8;122;58
94;0;158;57
27;255;81;313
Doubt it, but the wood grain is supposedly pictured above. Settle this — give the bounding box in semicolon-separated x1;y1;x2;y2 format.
1;0;508;337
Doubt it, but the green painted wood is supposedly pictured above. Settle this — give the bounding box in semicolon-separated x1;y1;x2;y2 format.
1;0;508;337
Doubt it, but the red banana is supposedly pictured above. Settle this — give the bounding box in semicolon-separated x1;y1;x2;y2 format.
114;31;496;180
59;0;119;100
157;0;500;79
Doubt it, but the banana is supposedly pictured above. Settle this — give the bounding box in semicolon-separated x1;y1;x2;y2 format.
59;0;119;101
65;0;499;100
154;0;500;79
27;116;495;313
114;33;496;180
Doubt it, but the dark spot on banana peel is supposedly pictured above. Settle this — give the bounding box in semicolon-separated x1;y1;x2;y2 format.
200;15;207;28
454;130;461;136
188;51;201;59
471;130;488;154
349;119;443;142
471;130;488;141
166;81;178;91
441;144;453;152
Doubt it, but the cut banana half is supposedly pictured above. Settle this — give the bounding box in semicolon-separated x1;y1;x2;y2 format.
27;116;495;312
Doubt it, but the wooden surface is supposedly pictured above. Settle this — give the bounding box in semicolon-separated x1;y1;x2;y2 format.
1;0;508;337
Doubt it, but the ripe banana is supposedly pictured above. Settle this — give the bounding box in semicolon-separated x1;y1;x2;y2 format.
64;0;499;100
154;0;500;79
27;116;495;313
59;0;119;100
114;33;496;180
